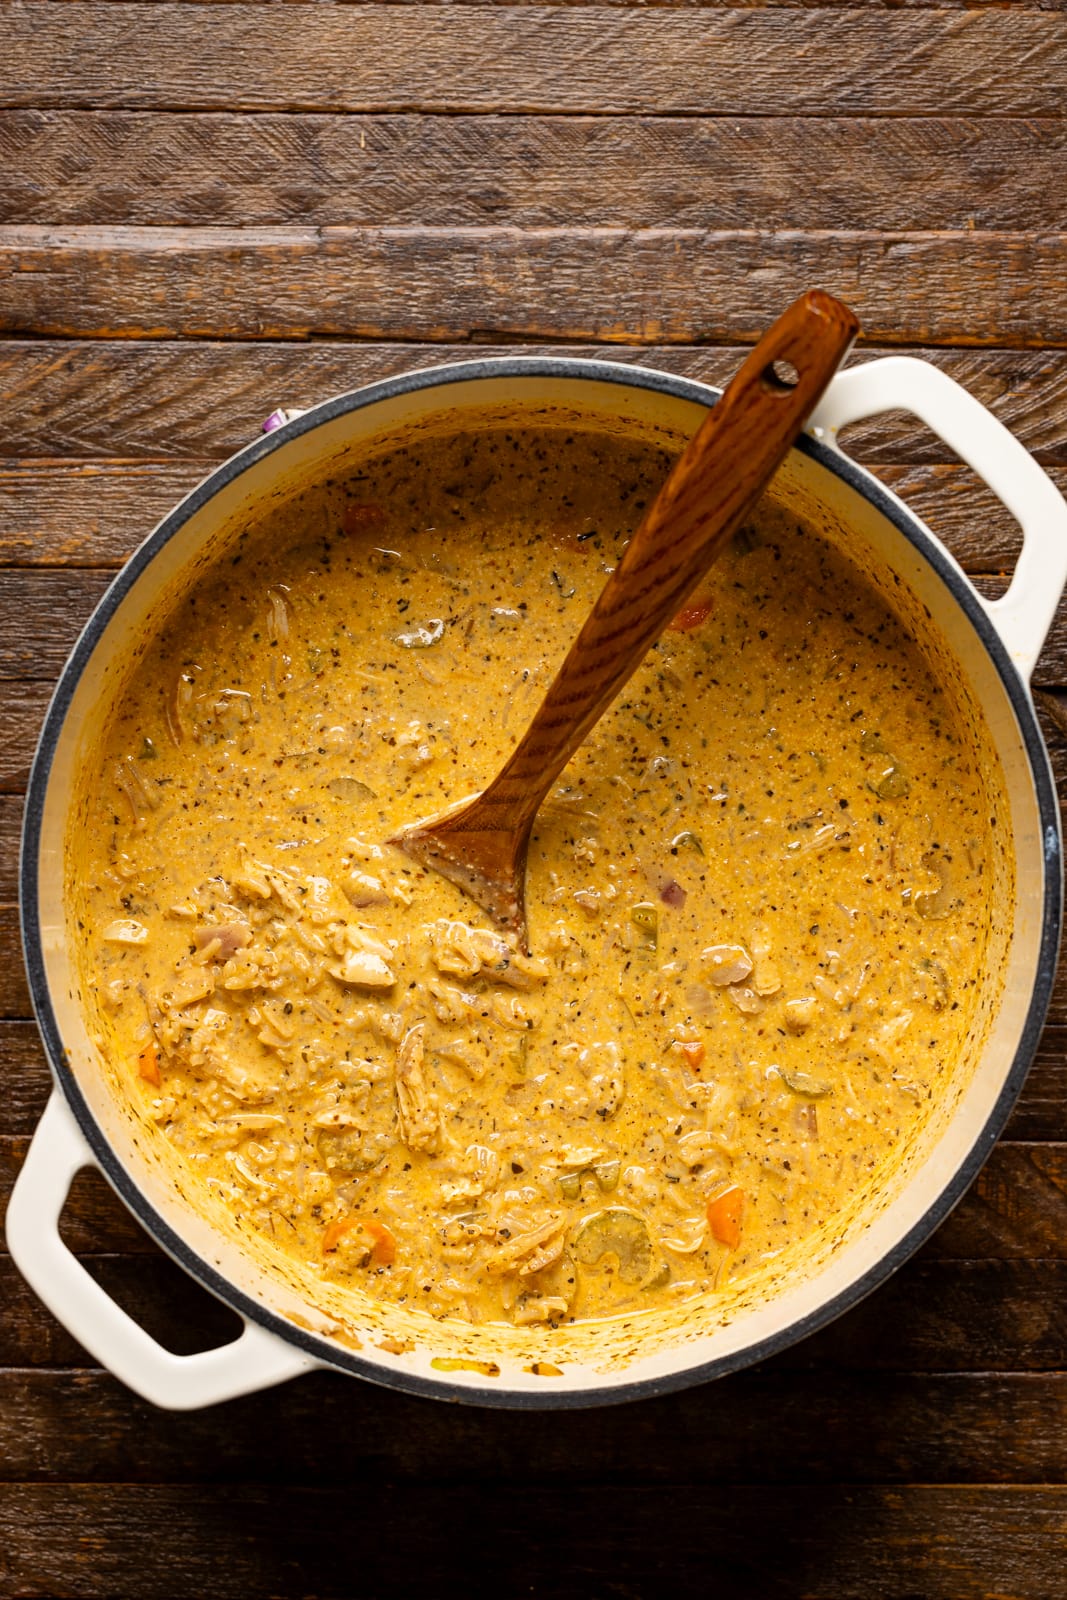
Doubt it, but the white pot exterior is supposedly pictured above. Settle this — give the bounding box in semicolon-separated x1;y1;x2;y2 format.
8;357;1066;1409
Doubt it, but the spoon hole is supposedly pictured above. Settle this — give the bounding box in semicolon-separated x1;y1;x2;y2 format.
763;358;801;391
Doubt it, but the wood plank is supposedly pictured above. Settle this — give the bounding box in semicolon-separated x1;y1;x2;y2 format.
932;1144;1067;1261
0;1368;1063;1487
0;570;113;679
0;908;29;1017
4;459;1061;574
0;1024;52;1132
1005;1032;1067;1143
0;462;212;567
3;112;1064;232
0;1482;1062;1600
26;0;1067;10
2;224;1065;346
25;0;1067;9
0;682;50;792
3;7;1065;117
789;1258;1067;1372
2;341;1064;465
0;798;22;900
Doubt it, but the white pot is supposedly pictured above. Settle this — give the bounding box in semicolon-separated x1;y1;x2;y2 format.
7;355;1066;1410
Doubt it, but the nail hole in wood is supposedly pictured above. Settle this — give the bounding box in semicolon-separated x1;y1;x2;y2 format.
764;359;800;391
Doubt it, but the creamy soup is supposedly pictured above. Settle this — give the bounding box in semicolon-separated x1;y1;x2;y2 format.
74;424;996;1332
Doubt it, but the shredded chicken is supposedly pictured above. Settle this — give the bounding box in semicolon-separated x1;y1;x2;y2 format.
394;1025;441;1154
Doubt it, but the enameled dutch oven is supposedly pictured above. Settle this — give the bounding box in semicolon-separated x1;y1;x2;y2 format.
7;354;1067;1410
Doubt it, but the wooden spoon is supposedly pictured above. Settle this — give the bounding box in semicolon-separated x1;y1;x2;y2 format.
392;289;860;941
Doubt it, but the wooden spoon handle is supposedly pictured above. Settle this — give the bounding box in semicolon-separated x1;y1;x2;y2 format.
463;290;860;837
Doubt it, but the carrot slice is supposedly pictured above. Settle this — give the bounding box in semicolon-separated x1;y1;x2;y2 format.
707;1185;744;1249
322;1218;360;1254
137;1040;161;1087
322;1216;397;1266
363;1219;397;1266
677;1039;705;1070
668;598;712;632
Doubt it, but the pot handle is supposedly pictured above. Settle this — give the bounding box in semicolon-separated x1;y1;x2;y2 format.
808;355;1067;681
4;1092;318;1410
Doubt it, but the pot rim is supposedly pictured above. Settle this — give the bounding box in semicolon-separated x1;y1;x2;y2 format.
19;354;1063;1408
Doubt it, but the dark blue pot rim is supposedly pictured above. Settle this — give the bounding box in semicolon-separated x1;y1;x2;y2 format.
19;355;1063;1409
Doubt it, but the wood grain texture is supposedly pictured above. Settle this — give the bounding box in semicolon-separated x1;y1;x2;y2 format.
28;0;1067;9
0;462;215;567
2;224;1066;346
3;341;1065;463
932;1145;1067;1261
0;801;22;899
4;6;1066;117
3;112;1065;232
0;1481;1063;1599
0;1368;1063;1486
0;908;28;1016
0;683;51;791
0;571;113;679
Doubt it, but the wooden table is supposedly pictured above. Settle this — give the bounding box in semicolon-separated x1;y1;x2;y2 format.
1;5;1065;1596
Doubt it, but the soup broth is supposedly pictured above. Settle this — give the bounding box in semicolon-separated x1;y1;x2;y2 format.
74;424;997;1332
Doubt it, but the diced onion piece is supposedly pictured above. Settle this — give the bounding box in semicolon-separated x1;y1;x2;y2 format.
595;1159;621;1193
701;944;753;986
194;922;251;959
329;949;396;988
915;852;952;920
784;997;818;1034
103;919;148;945
660;1215;707;1254
345;871;392;908
728;985;763;1015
